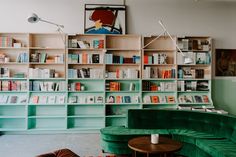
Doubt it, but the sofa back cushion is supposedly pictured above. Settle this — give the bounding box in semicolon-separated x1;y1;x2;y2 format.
127;109;236;140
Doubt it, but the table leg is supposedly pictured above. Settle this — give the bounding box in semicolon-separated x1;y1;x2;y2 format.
147;153;149;157
134;151;136;157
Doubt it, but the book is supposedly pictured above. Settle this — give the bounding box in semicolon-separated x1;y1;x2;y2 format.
124;96;131;103
39;96;48;104
202;95;209;103
57;95;65;104
9;96;18;103
107;96;115;103
18;95;27;104
96;96;103;103
0;95;9;103
159;96;166;103
167;96;175;103
151;96;159;103
68;96;77;103
185;95;193;103
116;96;122;103
87;96;95;104
194;95;203;103
143;96;151;103
48;96;56;104
32;96;39;104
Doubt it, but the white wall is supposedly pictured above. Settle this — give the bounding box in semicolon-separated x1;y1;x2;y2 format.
0;0;235;48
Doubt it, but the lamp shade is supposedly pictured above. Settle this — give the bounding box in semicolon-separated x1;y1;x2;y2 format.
27;13;40;23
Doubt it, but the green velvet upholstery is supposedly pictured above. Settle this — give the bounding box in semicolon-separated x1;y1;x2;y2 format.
100;109;236;156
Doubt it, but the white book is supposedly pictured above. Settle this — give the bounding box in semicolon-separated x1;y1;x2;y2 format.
159;96;166;103
18;95;28;104
87;96;95;104
57;95;65;104
48;96;56;104
39;95;48;104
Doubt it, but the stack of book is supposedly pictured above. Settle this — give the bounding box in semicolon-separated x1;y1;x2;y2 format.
92;39;104;49
106;82;121;91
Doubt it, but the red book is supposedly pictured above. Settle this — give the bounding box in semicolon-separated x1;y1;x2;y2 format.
151;96;159;103
144;56;149;64
75;82;81;91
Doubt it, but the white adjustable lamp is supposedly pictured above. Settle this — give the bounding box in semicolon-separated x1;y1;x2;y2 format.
27;13;65;45
143;20;193;64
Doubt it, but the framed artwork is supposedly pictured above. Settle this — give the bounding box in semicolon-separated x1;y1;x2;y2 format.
215;49;236;76
84;4;126;34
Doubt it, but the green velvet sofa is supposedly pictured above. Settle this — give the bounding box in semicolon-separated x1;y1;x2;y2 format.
100;109;236;157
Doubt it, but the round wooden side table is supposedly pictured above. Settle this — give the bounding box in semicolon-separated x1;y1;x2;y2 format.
128;136;182;157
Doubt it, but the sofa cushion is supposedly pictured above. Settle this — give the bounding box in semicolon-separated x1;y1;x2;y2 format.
196;139;236;157
101;139;131;155
100;126;169;142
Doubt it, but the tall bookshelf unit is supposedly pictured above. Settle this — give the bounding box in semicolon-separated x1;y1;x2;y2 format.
142;36;177;109
177;36;213;108
105;35;142;126
0;33;213;132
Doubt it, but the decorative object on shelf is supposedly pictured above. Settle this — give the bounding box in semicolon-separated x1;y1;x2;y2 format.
215;49;236;76
143;20;193;64
151;134;159;144
84;4;126;34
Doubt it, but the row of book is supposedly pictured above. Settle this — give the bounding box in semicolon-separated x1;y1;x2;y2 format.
68;39;104;49
30;95;65;104
142;81;176;91
30;52;64;63
68;82;84;91
105;54;141;64
106;95;139;104
0;68;10;77
68;68;103;79
177;52;211;65
144;53;168;64
143;67;176;79
29;81;66;91
180;67;208;79
177;81;209;91
177;106;228;114
68;53;103;64
178;95;209;103
0;81;27;91
106;69;139;79
178;39;210;51
68;95;103;104
0;95;27;104
0;36;14;47
29;68;57;78
143;95;175;103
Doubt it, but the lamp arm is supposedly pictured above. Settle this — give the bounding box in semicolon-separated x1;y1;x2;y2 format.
39;18;64;29
143;31;165;49
158;20;185;57
57;27;66;47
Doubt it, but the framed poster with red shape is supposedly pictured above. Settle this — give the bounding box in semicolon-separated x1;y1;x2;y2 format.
84;4;126;34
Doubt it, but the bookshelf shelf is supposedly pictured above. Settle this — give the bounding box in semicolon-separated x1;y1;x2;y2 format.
0;47;29;50
29;47;65;50
68;91;104;93
0;62;28;65
105;91;139;93
67;48;104;51
142;91;175;93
